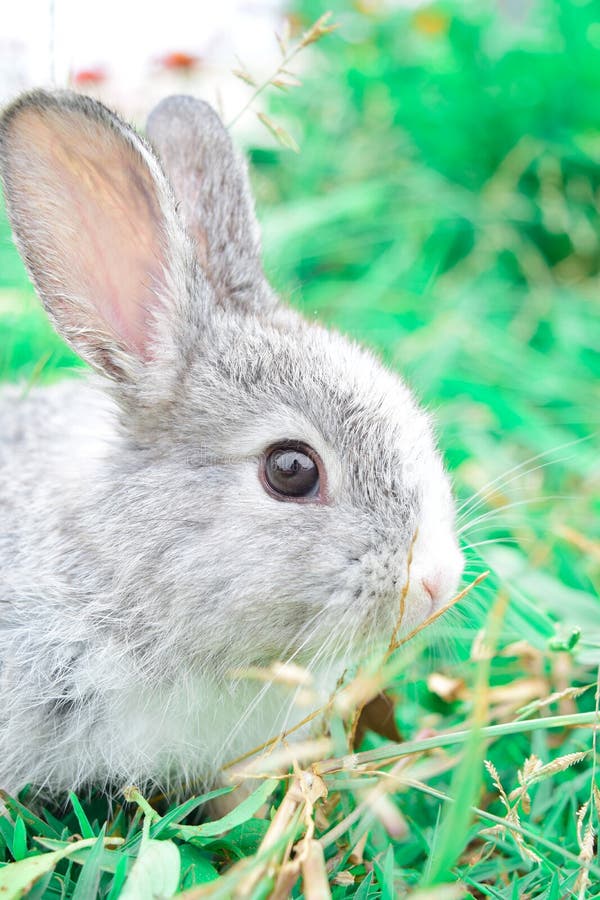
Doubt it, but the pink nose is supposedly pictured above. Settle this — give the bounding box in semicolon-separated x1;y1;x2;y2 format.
421;572;446;605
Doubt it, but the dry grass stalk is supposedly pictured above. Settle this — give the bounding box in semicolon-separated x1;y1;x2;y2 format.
234;774;305;897
427;672;465;703
396;570;490;650
516;682;595;717
233;738;333;780
575;667;600;897
229;661;313;688
319;738;504;861
282;772;330;895
335;674;387;721
224;569;489;776
556;523;600;562
345;568;490;748
347;530;418;748
509;751;589;801
175;777;312;899
574;800;594;898
235;766;329;898
229;10;338;147
223;706;328;772
318;753;417;849
348;831;368;866
271;863;302;900
387;529;418;654
332;870;355;886
483;749;589;864
302;839;332;899
319;593;507;860
486;677;548;710
499;640;543;662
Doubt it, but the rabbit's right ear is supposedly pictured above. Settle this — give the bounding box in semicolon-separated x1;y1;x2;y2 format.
146;96;276;317
0;90;196;380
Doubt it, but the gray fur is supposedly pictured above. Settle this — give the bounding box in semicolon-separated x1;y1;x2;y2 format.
0;91;463;796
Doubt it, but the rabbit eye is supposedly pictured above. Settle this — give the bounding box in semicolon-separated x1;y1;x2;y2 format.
261;442;324;502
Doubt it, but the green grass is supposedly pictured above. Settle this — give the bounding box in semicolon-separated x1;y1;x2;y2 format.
1;0;599;897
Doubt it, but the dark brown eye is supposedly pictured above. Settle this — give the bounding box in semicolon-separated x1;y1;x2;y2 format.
261;442;323;502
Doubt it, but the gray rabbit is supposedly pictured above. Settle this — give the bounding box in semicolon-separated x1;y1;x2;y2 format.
0;90;463;796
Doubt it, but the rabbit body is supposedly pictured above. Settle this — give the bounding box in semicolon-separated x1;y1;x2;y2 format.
0;91;463;795
0;377;317;793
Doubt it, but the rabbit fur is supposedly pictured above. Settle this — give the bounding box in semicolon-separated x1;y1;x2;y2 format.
0;90;463;796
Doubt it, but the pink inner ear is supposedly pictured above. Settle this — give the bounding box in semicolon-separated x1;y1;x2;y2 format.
7;107;168;360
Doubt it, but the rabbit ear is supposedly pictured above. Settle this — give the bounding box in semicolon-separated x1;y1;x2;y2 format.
146;95;275;316
0;90;193;379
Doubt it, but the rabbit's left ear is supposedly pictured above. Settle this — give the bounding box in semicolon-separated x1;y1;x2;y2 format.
0;90;198;379
146;95;276;316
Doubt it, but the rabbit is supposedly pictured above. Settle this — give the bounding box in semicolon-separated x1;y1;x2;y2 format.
0;89;464;797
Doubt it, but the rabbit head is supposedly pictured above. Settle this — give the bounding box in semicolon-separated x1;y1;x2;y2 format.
0;91;463;676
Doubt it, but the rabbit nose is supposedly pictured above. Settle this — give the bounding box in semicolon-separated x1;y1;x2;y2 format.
421;571;446;606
